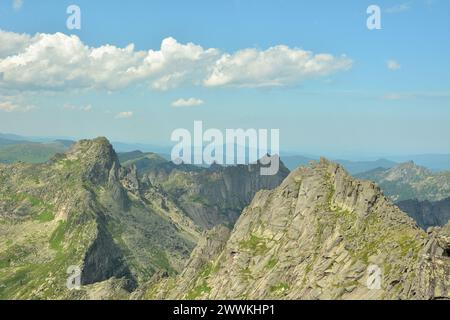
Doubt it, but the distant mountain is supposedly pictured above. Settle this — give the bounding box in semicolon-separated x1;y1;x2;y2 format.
334;158;397;175
281;155;397;175
397;197;450;230
0;138;25;147
112;142;172;156
0;133;29;142
0;133;75;164
0;133;30;147
388;154;450;172
53;139;75;148
356;161;450;202
0;141;71;164
118;151;168;172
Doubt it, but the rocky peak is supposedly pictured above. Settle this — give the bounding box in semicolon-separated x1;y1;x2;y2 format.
64;137;121;185
67;137;118;164
150;158;450;300
384;161;432;182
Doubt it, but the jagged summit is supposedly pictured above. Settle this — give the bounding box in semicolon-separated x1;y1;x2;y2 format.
147;157;449;300
66;137;118;163
50;137;121;185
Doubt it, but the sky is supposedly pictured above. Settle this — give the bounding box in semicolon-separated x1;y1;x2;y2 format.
0;0;449;158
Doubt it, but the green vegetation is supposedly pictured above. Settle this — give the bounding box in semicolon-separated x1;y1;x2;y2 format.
266;257;278;269
186;281;211;300
36;210;55;223
199;262;219;278
239;234;269;255
49;221;67;250
270;283;289;293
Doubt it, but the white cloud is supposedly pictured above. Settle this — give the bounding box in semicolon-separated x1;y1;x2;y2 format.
386;3;410;14
0;30;353;92
387;60;401;71
115;111;133;119
204;46;352;87
172;98;204;107
13;0;23;11
0;99;35;112
0;30;31;58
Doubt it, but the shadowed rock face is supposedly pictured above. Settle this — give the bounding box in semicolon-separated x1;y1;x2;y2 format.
121;152;290;230
81;222;137;291
147;159;449;300
396;197;450;230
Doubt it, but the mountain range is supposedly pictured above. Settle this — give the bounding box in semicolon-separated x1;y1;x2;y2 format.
0;138;448;300
2;133;450;173
0;138;287;299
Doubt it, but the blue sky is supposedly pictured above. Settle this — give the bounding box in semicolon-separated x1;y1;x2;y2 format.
0;0;449;158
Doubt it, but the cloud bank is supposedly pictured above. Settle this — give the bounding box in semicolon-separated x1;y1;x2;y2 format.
0;29;352;92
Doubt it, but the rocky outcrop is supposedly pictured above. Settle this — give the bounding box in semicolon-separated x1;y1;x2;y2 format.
414;226;450;299
150;159;449;300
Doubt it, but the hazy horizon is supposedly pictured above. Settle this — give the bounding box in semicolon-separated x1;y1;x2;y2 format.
1;0;450;158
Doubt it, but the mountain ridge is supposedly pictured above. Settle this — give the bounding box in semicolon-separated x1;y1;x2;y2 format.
356;161;450;202
144;158;449;300
0;137;288;299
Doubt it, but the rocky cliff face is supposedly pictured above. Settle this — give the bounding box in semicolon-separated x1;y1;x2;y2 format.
0;138;288;299
147;159;449;300
397;197;450;230
121;152;290;230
